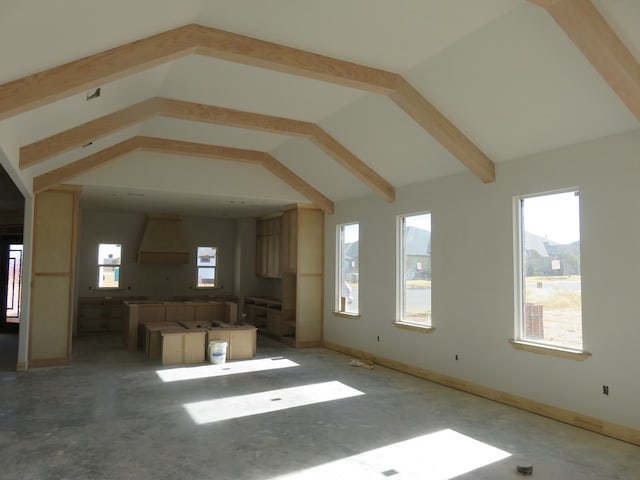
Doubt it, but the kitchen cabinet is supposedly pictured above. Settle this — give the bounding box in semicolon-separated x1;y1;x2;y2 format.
249;205;323;347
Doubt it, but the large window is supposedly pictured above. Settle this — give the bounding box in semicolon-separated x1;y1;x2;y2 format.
516;190;582;350
337;223;359;314
398;212;431;327
197;246;217;288
98;243;121;289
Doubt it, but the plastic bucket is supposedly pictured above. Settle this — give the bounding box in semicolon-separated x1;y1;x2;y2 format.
208;341;228;364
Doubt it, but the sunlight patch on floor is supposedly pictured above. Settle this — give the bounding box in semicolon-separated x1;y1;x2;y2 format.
156;357;299;382
183;380;364;424
268;428;511;479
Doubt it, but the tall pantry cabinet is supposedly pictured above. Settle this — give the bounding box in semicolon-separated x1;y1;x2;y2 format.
253;205;323;347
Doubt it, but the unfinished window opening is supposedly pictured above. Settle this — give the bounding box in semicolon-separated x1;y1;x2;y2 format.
516;189;583;350
336;223;359;314
397;212;432;327
196;246;217;288
97;243;121;289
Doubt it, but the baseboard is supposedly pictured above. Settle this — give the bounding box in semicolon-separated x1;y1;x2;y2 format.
323;341;640;446
15;361;27;372
28;357;70;368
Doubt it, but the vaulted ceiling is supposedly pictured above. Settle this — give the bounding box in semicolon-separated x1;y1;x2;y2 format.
0;0;638;217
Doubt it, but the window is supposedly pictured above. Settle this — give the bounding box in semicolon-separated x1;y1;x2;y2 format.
516;190;582;350
398;212;431;327
337;223;359;314
98;243;121;289
197;246;217;288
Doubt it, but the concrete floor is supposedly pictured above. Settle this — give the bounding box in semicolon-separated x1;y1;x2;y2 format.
1;334;639;480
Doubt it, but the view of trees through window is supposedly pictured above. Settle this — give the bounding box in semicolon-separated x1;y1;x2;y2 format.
399;212;431;326
519;190;582;349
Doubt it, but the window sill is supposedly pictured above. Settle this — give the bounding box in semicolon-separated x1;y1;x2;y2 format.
94;287;125;292
394;322;435;334
509;339;591;361
332;311;361;319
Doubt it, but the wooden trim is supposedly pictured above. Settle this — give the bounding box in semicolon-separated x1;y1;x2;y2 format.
332;311;361;319
28;357;71;368
16;362;27;372
323;341;640;446
19;97;163;169
262;154;334;214
33;137;142;193
509;339;591;360
2;24;495;182
529;0;640;122
389;77;495;183
393;322;435;334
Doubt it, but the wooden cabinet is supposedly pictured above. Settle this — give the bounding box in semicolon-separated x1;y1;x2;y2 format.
256;215;282;278
248;205;323;348
76;296;146;334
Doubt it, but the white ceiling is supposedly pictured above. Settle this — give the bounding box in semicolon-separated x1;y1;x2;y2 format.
0;0;639;218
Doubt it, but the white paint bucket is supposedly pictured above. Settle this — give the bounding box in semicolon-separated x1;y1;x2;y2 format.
208;341;228;364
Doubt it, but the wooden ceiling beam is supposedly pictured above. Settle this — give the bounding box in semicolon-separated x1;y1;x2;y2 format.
32;137;142;193
529;0;640;122
390;78;495;183
21;98;394;202
33;136;335;213
3;24;495;184
20;97;163;169
0;26;196;121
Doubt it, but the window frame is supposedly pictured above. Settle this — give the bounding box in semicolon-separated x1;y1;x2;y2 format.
396;211;433;330
335;222;359;316
97;243;122;290
513;188;584;353
196;246;218;289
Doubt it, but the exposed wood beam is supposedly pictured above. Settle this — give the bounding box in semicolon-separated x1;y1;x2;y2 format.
307;126;397;200
3;24;495;183
261;154;334;214
160;98;314;137
20;97;163;169
0;26;196;121
529;0;640;122
389;78;495;183
32;137;142;194
33;136;334;213
160;99;395;202
189;24;399;94
21;98;394;202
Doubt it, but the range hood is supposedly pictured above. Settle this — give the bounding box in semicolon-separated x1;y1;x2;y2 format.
138;214;189;264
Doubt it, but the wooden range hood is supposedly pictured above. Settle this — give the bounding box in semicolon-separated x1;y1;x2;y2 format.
138;213;189;264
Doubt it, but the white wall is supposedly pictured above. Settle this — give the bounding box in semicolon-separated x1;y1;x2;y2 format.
324;129;640;430
76;211;237;300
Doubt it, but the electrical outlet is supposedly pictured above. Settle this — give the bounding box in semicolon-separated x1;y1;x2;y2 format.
602;385;609;395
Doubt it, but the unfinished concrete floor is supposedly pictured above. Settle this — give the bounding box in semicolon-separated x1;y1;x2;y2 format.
1;334;639;479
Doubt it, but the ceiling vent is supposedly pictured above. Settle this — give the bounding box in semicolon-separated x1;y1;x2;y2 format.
138;213;189;264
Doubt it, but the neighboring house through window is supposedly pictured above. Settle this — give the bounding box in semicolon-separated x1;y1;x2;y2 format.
515;189;583;350
337;223;359;314
397;212;432;327
98;243;121;289
197;246;217;288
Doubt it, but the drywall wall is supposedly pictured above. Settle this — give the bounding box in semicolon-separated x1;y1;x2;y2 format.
76;210;237;300
324;129;640;430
